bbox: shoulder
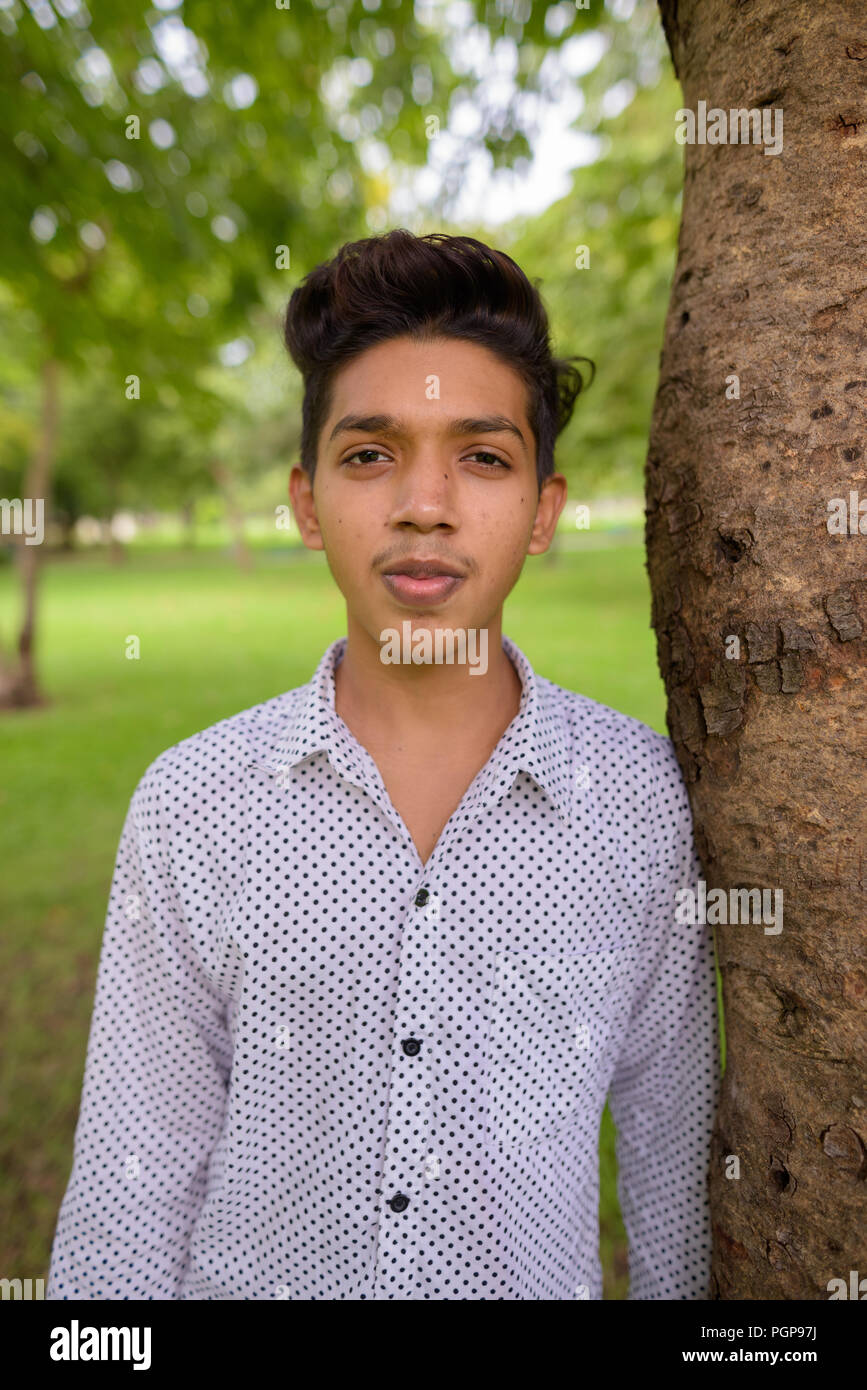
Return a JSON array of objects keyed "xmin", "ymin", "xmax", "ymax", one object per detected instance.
[
  {"xmin": 534, "ymin": 673, "xmax": 692, "ymax": 851},
  {"xmin": 537, "ymin": 674, "xmax": 681, "ymax": 782},
  {"xmin": 131, "ymin": 685, "xmax": 306, "ymax": 806},
  {"xmin": 535, "ymin": 676, "xmax": 696, "ymax": 912}
]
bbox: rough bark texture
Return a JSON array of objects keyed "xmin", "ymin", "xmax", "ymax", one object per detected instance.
[{"xmin": 651, "ymin": 0, "xmax": 867, "ymax": 1298}]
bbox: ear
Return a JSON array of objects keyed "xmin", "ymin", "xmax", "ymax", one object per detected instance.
[
  {"xmin": 527, "ymin": 473, "xmax": 568, "ymax": 555},
  {"xmin": 288, "ymin": 463, "xmax": 325, "ymax": 551}
]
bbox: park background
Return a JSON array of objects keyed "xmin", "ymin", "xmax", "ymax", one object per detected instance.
[{"xmin": 0, "ymin": 0, "xmax": 721, "ymax": 1297}]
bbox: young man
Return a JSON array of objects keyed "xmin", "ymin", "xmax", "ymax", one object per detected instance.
[{"xmin": 48, "ymin": 230, "xmax": 720, "ymax": 1301}]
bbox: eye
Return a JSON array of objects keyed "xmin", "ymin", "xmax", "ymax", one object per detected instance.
[
  {"xmin": 464, "ymin": 450, "xmax": 510, "ymax": 469},
  {"xmin": 343, "ymin": 448, "xmax": 391, "ymax": 465}
]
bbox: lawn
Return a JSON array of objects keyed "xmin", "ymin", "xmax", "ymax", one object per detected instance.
[{"xmin": 0, "ymin": 538, "xmax": 668, "ymax": 1298}]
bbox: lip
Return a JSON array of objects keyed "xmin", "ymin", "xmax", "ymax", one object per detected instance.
[
  {"xmin": 381, "ymin": 572, "xmax": 465, "ymax": 607},
  {"xmin": 381, "ymin": 558, "xmax": 466, "ymax": 579}
]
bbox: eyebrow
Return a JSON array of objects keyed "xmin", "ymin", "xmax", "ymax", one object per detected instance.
[
  {"xmin": 328, "ymin": 412, "xmax": 528, "ymax": 450},
  {"xmin": 329, "ymin": 414, "xmax": 396, "ymax": 441}
]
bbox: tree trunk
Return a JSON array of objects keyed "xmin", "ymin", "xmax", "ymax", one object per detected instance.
[
  {"xmin": 650, "ymin": 0, "xmax": 867, "ymax": 1298},
  {"xmin": 58, "ymin": 511, "xmax": 77, "ymax": 551},
  {"xmin": 209, "ymin": 458, "xmax": 252, "ymax": 571},
  {"xmin": 180, "ymin": 498, "xmax": 196, "ymax": 549},
  {"xmin": 106, "ymin": 468, "xmax": 126, "ymax": 565},
  {"xmin": 2, "ymin": 354, "xmax": 60, "ymax": 709}
]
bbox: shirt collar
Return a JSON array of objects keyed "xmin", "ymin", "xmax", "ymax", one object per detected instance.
[{"xmin": 254, "ymin": 634, "xmax": 574, "ymax": 825}]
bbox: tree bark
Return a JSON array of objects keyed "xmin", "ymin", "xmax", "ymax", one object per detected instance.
[
  {"xmin": 650, "ymin": 0, "xmax": 867, "ymax": 1298},
  {"xmin": 1, "ymin": 354, "xmax": 60, "ymax": 709}
]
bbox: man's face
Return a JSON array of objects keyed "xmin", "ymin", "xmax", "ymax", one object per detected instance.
[{"xmin": 289, "ymin": 334, "xmax": 567, "ymax": 643}]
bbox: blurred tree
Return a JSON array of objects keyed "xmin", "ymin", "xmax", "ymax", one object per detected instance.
[
  {"xmin": 0, "ymin": 0, "xmax": 600, "ymax": 705},
  {"xmin": 509, "ymin": 67, "xmax": 683, "ymax": 500},
  {"xmin": 51, "ymin": 369, "xmax": 219, "ymax": 554}
]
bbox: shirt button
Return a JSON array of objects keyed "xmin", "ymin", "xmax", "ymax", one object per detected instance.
[
  {"xmin": 401, "ymin": 1038, "xmax": 421, "ymax": 1056},
  {"xmin": 414, "ymin": 888, "xmax": 429, "ymax": 907},
  {"xmin": 388, "ymin": 1193, "xmax": 410, "ymax": 1213}
]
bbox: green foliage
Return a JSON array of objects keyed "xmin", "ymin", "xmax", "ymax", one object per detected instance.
[
  {"xmin": 1, "ymin": 0, "xmax": 591, "ymax": 367},
  {"xmin": 0, "ymin": 0, "xmax": 629, "ymax": 514},
  {"xmin": 506, "ymin": 71, "xmax": 684, "ymax": 494},
  {"xmin": 0, "ymin": 0, "xmax": 680, "ymax": 507}
]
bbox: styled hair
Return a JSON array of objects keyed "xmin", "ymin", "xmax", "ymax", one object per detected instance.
[{"xmin": 282, "ymin": 229, "xmax": 593, "ymax": 491}]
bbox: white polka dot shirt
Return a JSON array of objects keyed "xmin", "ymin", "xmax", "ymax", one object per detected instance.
[{"xmin": 47, "ymin": 634, "xmax": 720, "ymax": 1301}]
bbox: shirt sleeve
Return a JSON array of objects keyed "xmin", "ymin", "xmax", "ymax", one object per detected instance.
[
  {"xmin": 607, "ymin": 735, "xmax": 721, "ymax": 1300},
  {"xmin": 47, "ymin": 755, "xmax": 232, "ymax": 1300}
]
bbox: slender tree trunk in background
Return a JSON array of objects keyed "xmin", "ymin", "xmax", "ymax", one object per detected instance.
[
  {"xmin": 58, "ymin": 512, "xmax": 76, "ymax": 551},
  {"xmin": 0, "ymin": 632, "xmax": 15, "ymax": 707},
  {"xmin": 2, "ymin": 355, "xmax": 60, "ymax": 709},
  {"xmin": 209, "ymin": 458, "xmax": 252, "ymax": 571},
  {"xmin": 107, "ymin": 471, "xmax": 126, "ymax": 566},
  {"xmin": 180, "ymin": 498, "xmax": 196, "ymax": 550},
  {"xmin": 649, "ymin": 0, "xmax": 867, "ymax": 1298}
]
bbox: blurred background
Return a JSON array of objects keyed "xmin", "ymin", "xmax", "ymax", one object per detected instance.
[{"xmin": 0, "ymin": 0, "xmax": 687, "ymax": 1296}]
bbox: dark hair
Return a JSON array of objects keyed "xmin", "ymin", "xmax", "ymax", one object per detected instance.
[{"xmin": 282, "ymin": 229, "xmax": 594, "ymax": 492}]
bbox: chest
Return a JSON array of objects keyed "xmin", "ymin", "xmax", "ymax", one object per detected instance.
[
  {"xmin": 208, "ymin": 771, "xmax": 645, "ymax": 1152},
  {"xmin": 377, "ymin": 757, "xmax": 483, "ymax": 864}
]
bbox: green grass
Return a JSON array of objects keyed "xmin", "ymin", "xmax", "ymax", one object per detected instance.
[{"xmin": 0, "ymin": 541, "xmax": 666, "ymax": 1298}]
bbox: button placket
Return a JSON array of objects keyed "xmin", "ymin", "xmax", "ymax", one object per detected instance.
[{"xmin": 374, "ymin": 886, "xmax": 441, "ymax": 1295}]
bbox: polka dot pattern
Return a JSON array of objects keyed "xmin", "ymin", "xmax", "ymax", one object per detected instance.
[{"xmin": 47, "ymin": 635, "xmax": 720, "ymax": 1300}]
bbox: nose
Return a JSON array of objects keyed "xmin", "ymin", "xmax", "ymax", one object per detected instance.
[{"xmin": 388, "ymin": 448, "xmax": 459, "ymax": 532}]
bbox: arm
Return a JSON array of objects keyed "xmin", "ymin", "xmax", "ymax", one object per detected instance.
[
  {"xmin": 607, "ymin": 735, "xmax": 721, "ymax": 1300},
  {"xmin": 47, "ymin": 755, "xmax": 231, "ymax": 1299}
]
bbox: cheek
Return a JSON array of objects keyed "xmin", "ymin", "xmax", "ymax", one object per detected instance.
[
  {"xmin": 324, "ymin": 524, "xmax": 362, "ymax": 571},
  {"xmin": 319, "ymin": 514, "xmax": 382, "ymax": 598},
  {"xmin": 317, "ymin": 487, "xmax": 358, "ymax": 547},
  {"xmin": 475, "ymin": 530, "xmax": 531, "ymax": 595},
  {"xmin": 476, "ymin": 503, "xmax": 536, "ymax": 553}
]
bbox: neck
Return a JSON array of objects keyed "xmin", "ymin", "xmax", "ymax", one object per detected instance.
[{"xmin": 333, "ymin": 611, "xmax": 522, "ymax": 750}]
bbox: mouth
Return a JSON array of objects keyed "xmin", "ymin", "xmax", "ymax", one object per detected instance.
[{"xmin": 380, "ymin": 559, "xmax": 466, "ymax": 607}]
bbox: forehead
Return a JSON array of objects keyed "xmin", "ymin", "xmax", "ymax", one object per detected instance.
[{"xmin": 325, "ymin": 335, "xmax": 531, "ymax": 427}]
